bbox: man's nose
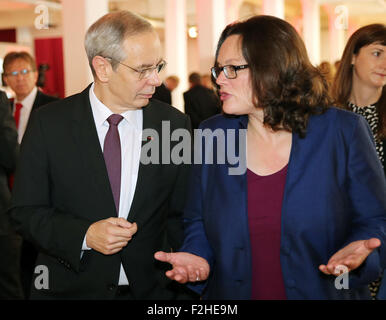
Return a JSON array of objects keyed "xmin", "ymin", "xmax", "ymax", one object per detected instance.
[{"xmin": 147, "ymin": 69, "xmax": 162, "ymax": 86}]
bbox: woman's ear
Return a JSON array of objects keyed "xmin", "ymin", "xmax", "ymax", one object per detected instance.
[
  {"xmin": 351, "ymin": 54, "xmax": 357, "ymax": 66},
  {"xmin": 92, "ymin": 56, "xmax": 111, "ymax": 83}
]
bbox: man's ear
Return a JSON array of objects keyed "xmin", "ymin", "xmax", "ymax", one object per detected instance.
[
  {"xmin": 92, "ymin": 56, "xmax": 111, "ymax": 83},
  {"xmin": 2, "ymin": 74, "xmax": 9, "ymax": 87}
]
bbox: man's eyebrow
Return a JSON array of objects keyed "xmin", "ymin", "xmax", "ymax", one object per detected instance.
[{"xmin": 137, "ymin": 59, "xmax": 163, "ymax": 69}]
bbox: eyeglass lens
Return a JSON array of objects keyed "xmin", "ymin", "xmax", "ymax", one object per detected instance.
[{"xmin": 8, "ymin": 69, "xmax": 31, "ymax": 77}]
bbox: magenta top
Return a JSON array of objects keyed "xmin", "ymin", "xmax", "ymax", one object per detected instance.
[{"xmin": 247, "ymin": 165, "xmax": 288, "ymax": 300}]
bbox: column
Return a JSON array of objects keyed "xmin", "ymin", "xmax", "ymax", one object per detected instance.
[
  {"xmin": 165, "ymin": 0, "xmax": 187, "ymax": 112},
  {"xmin": 262, "ymin": 0, "xmax": 284, "ymax": 19},
  {"xmin": 16, "ymin": 27, "xmax": 34, "ymax": 52},
  {"xmin": 62, "ymin": 0, "xmax": 108, "ymax": 97},
  {"xmin": 196, "ymin": 0, "xmax": 227, "ymax": 76},
  {"xmin": 323, "ymin": 3, "xmax": 348, "ymax": 63},
  {"xmin": 301, "ymin": 0, "xmax": 320, "ymax": 66},
  {"xmin": 225, "ymin": 0, "xmax": 243, "ymax": 25}
]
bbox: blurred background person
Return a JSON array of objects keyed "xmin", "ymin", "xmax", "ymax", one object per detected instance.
[
  {"xmin": 2, "ymin": 51, "xmax": 59, "ymax": 299},
  {"xmin": 318, "ymin": 61, "xmax": 334, "ymax": 91},
  {"xmin": 331, "ymin": 23, "xmax": 386, "ymax": 299},
  {"xmin": 152, "ymin": 75, "xmax": 179, "ymax": 105},
  {"xmin": 2, "ymin": 52, "xmax": 59, "ymax": 144},
  {"xmin": 0, "ymin": 89, "xmax": 23, "ymax": 299},
  {"xmin": 201, "ymin": 74, "xmax": 215, "ymax": 91},
  {"xmin": 155, "ymin": 15, "xmax": 386, "ymax": 300},
  {"xmin": 183, "ymin": 72, "xmax": 220, "ymax": 130}
]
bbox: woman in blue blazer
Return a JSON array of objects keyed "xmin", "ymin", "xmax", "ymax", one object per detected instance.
[{"xmin": 155, "ymin": 15, "xmax": 386, "ymax": 299}]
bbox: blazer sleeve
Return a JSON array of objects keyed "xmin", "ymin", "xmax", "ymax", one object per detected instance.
[
  {"xmin": 344, "ymin": 116, "xmax": 386, "ymax": 288},
  {"xmin": 7, "ymin": 110, "xmax": 91, "ymax": 273},
  {"xmin": 179, "ymin": 123, "xmax": 215, "ymax": 295}
]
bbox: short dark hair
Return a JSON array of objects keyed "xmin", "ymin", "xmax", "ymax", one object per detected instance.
[
  {"xmin": 215, "ymin": 15, "xmax": 331, "ymax": 138},
  {"xmin": 3, "ymin": 51, "xmax": 37, "ymax": 73},
  {"xmin": 188, "ymin": 72, "xmax": 201, "ymax": 86}
]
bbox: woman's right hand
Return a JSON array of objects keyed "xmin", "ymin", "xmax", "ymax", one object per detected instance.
[{"xmin": 154, "ymin": 251, "xmax": 210, "ymax": 284}]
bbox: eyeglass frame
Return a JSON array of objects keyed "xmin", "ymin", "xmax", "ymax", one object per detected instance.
[
  {"xmin": 211, "ymin": 64, "xmax": 249, "ymax": 80},
  {"xmin": 103, "ymin": 56, "xmax": 167, "ymax": 80},
  {"xmin": 3, "ymin": 68, "xmax": 35, "ymax": 78}
]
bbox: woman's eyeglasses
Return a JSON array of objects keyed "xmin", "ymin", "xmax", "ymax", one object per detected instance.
[{"xmin": 211, "ymin": 64, "xmax": 249, "ymax": 80}]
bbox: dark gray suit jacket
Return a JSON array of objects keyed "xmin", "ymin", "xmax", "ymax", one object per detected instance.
[
  {"xmin": 8, "ymin": 85, "xmax": 192, "ymax": 299},
  {"xmin": 0, "ymin": 90, "xmax": 18, "ymax": 235}
]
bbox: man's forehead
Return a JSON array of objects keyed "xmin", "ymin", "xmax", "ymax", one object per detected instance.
[
  {"xmin": 122, "ymin": 32, "xmax": 162, "ymax": 66},
  {"xmin": 7, "ymin": 58, "xmax": 33, "ymax": 69}
]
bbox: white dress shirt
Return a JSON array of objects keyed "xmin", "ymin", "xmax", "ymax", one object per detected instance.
[
  {"xmin": 13, "ymin": 86, "xmax": 38, "ymax": 143},
  {"xmin": 83, "ymin": 83, "xmax": 143, "ymax": 285}
]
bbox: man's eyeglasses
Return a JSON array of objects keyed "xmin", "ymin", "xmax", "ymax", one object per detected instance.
[
  {"xmin": 211, "ymin": 64, "xmax": 249, "ymax": 80},
  {"xmin": 4, "ymin": 69, "xmax": 34, "ymax": 77},
  {"xmin": 105, "ymin": 57, "xmax": 167, "ymax": 80}
]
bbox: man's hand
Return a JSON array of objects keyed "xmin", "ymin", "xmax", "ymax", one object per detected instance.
[
  {"xmin": 319, "ymin": 238, "xmax": 381, "ymax": 275},
  {"xmin": 86, "ymin": 217, "xmax": 137, "ymax": 255},
  {"xmin": 154, "ymin": 251, "xmax": 210, "ymax": 284}
]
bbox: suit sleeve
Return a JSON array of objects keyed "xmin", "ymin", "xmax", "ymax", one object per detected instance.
[
  {"xmin": 166, "ymin": 114, "xmax": 192, "ymax": 250},
  {"xmin": 7, "ymin": 110, "xmax": 91, "ymax": 273},
  {"xmin": 183, "ymin": 92, "xmax": 200, "ymax": 129},
  {"xmin": 0, "ymin": 91, "xmax": 18, "ymax": 173},
  {"xmin": 344, "ymin": 116, "xmax": 386, "ymax": 288}
]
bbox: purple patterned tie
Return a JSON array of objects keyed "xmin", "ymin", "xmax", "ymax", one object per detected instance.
[{"xmin": 103, "ymin": 114, "xmax": 124, "ymax": 214}]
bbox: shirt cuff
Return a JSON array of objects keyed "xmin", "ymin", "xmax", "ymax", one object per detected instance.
[{"xmin": 82, "ymin": 235, "xmax": 92, "ymax": 251}]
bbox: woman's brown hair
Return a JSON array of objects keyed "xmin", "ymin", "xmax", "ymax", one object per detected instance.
[
  {"xmin": 331, "ymin": 23, "xmax": 386, "ymax": 139},
  {"xmin": 214, "ymin": 15, "xmax": 331, "ymax": 138}
]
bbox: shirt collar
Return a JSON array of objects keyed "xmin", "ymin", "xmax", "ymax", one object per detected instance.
[
  {"xmin": 15, "ymin": 86, "xmax": 38, "ymax": 110},
  {"xmin": 89, "ymin": 83, "xmax": 142, "ymax": 130}
]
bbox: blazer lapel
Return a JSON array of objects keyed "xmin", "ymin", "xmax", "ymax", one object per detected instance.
[{"xmin": 70, "ymin": 85, "xmax": 116, "ymax": 217}]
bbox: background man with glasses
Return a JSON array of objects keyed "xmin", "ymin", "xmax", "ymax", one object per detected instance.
[
  {"xmin": 2, "ymin": 52, "xmax": 58, "ymax": 143},
  {"xmin": 2, "ymin": 51, "xmax": 58, "ymax": 299},
  {"xmin": 8, "ymin": 11, "xmax": 193, "ymax": 300}
]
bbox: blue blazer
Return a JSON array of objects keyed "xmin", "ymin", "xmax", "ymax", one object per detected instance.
[{"xmin": 180, "ymin": 107, "xmax": 386, "ymax": 300}]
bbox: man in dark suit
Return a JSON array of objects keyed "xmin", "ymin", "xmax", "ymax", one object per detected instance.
[
  {"xmin": 2, "ymin": 51, "xmax": 58, "ymax": 144},
  {"xmin": 152, "ymin": 75, "xmax": 179, "ymax": 105},
  {"xmin": 0, "ymin": 90, "xmax": 23, "ymax": 299},
  {"xmin": 183, "ymin": 72, "xmax": 220, "ymax": 129},
  {"xmin": 2, "ymin": 51, "xmax": 59, "ymax": 298},
  {"xmin": 8, "ymin": 10, "xmax": 192, "ymax": 300}
]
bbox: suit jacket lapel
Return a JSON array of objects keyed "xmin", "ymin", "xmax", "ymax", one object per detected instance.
[
  {"xmin": 70, "ymin": 85, "xmax": 116, "ymax": 217},
  {"xmin": 128, "ymin": 102, "xmax": 162, "ymax": 222},
  {"xmin": 32, "ymin": 90, "xmax": 41, "ymax": 110},
  {"xmin": 9, "ymin": 98, "xmax": 14, "ymax": 112}
]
